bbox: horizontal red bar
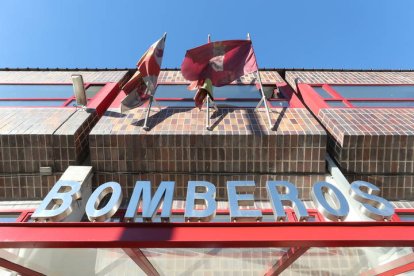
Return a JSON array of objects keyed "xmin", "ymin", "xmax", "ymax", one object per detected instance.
[
  {"xmin": 0, "ymin": 222, "xmax": 413, "ymax": 248},
  {"xmin": 340, "ymin": 98, "xmax": 414, "ymax": 101},
  {"xmin": 155, "ymin": 98, "xmax": 266, "ymax": 101}
]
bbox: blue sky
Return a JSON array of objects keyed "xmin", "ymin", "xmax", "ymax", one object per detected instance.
[{"xmin": 1, "ymin": 0, "xmax": 413, "ymax": 69}]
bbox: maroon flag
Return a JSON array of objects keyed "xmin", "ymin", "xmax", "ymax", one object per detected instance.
[
  {"xmin": 188, "ymin": 78, "xmax": 214, "ymax": 109},
  {"xmin": 181, "ymin": 40, "xmax": 258, "ymax": 87},
  {"xmin": 121, "ymin": 34, "xmax": 166, "ymax": 113}
]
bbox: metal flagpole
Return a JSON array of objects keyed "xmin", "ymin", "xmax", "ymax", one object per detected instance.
[
  {"xmin": 142, "ymin": 94, "xmax": 153, "ymax": 131},
  {"xmin": 205, "ymin": 34, "xmax": 212, "ymax": 130},
  {"xmin": 142, "ymin": 33, "xmax": 167, "ymax": 131},
  {"xmin": 247, "ymin": 33, "xmax": 273, "ymax": 130},
  {"xmin": 206, "ymin": 93, "xmax": 211, "ymax": 130}
]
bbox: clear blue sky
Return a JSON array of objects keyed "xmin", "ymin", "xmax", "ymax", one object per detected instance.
[{"xmin": 1, "ymin": 0, "xmax": 413, "ymax": 69}]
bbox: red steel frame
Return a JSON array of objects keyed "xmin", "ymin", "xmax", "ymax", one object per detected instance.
[
  {"xmin": 9, "ymin": 208, "xmax": 413, "ymax": 223},
  {"xmin": 264, "ymin": 246, "xmax": 310, "ymax": 276},
  {"xmin": 0, "ymin": 222, "xmax": 413, "ymax": 276},
  {"xmin": 1, "ymin": 209, "xmax": 414, "ymax": 275},
  {"xmin": 0, "ymin": 257, "xmax": 45, "ymax": 276},
  {"xmin": 0, "ymin": 82, "xmax": 120, "ymax": 116},
  {"xmin": 360, "ymin": 252, "xmax": 414, "ymax": 276},
  {"xmin": 110, "ymin": 82, "xmax": 305, "ymax": 109},
  {"xmin": 297, "ymin": 83, "xmax": 414, "ymax": 114},
  {"xmin": 0, "ymin": 221, "xmax": 413, "ymax": 248}
]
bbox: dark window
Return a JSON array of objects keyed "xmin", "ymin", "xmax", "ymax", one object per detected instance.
[
  {"xmin": 0, "ymin": 84, "xmax": 73, "ymax": 98},
  {"xmin": 311, "ymin": 85, "xmax": 414, "ymax": 108},
  {"xmin": 331, "ymin": 85, "xmax": 414, "ymax": 99},
  {"xmin": 155, "ymin": 84, "xmax": 284, "ymax": 108},
  {"xmin": 0, "ymin": 84, "xmax": 105, "ymax": 107},
  {"xmin": 313, "ymin": 87, "xmax": 333, "ymax": 98},
  {"xmin": 326, "ymin": 101, "xmax": 347, "ymax": 107},
  {"xmin": 396, "ymin": 212, "xmax": 414, "ymax": 221},
  {"xmin": 0, "ymin": 213, "xmax": 20, "ymax": 222},
  {"xmin": 0, "ymin": 100, "xmax": 67, "ymax": 107},
  {"xmin": 85, "ymin": 85, "xmax": 105, "ymax": 98},
  {"xmin": 350, "ymin": 101, "xmax": 414, "ymax": 107}
]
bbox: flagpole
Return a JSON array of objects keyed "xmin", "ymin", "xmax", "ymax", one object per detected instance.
[
  {"xmin": 206, "ymin": 34, "xmax": 212, "ymax": 131},
  {"xmin": 247, "ymin": 33, "xmax": 273, "ymax": 130},
  {"xmin": 142, "ymin": 32, "xmax": 167, "ymax": 131},
  {"xmin": 142, "ymin": 95, "xmax": 153, "ymax": 131}
]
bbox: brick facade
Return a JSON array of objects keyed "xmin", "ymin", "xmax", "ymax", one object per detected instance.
[
  {"xmin": 89, "ymin": 70, "xmax": 326, "ymax": 201},
  {"xmin": 286, "ymin": 70, "xmax": 414, "ymax": 201},
  {"xmin": 0, "ymin": 108, "xmax": 97, "ymax": 174},
  {"xmin": 0, "ymin": 70, "xmax": 128, "ymax": 199},
  {"xmin": 90, "ymin": 107, "xmax": 326, "ymax": 175},
  {"xmin": 320, "ymin": 108, "xmax": 414, "ymax": 174},
  {"xmin": 0, "ymin": 174, "xmax": 62, "ymax": 200}
]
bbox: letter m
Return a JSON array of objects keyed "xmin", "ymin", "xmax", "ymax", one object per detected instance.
[{"xmin": 124, "ymin": 181, "xmax": 175, "ymax": 222}]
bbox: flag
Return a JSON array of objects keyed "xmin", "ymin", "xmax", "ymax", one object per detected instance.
[
  {"xmin": 188, "ymin": 79, "xmax": 214, "ymax": 109},
  {"xmin": 181, "ymin": 40, "xmax": 258, "ymax": 87},
  {"xmin": 121, "ymin": 34, "xmax": 166, "ymax": 112}
]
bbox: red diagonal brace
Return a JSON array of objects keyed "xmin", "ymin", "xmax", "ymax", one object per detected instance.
[
  {"xmin": 264, "ymin": 247, "xmax": 309, "ymax": 276},
  {"xmin": 361, "ymin": 252, "xmax": 414, "ymax": 276},
  {"xmin": 123, "ymin": 248, "xmax": 160, "ymax": 276},
  {"xmin": 0, "ymin": 257, "xmax": 45, "ymax": 276}
]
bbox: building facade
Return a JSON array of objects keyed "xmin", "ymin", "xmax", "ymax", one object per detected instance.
[{"xmin": 0, "ymin": 68, "xmax": 412, "ymax": 275}]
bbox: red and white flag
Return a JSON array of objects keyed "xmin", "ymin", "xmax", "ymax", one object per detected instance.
[
  {"xmin": 121, "ymin": 34, "xmax": 166, "ymax": 112},
  {"xmin": 181, "ymin": 40, "xmax": 258, "ymax": 87}
]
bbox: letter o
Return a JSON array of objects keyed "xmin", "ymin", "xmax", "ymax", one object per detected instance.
[
  {"xmin": 311, "ymin": 181, "xmax": 349, "ymax": 221},
  {"xmin": 86, "ymin": 182, "xmax": 123, "ymax": 222}
]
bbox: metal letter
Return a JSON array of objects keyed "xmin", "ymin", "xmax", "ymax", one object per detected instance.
[
  {"xmin": 31, "ymin": 180, "xmax": 81, "ymax": 222},
  {"xmin": 185, "ymin": 181, "xmax": 217, "ymax": 222},
  {"xmin": 266, "ymin": 181, "xmax": 309, "ymax": 221},
  {"xmin": 124, "ymin": 181, "xmax": 174, "ymax": 222},
  {"xmin": 86, "ymin": 182, "xmax": 122, "ymax": 222},
  {"xmin": 350, "ymin": 181, "xmax": 394, "ymax": 221},
  {"xmin": 311, "ymin": 181, "xmax": 349, "ymax": 221},
  {"xmin": 227, "ymin": 181, "xmax": 262, "ymax": 222}
]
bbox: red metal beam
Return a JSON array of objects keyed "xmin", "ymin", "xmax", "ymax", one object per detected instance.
[
  {"xmin": 265, "ymin": 246, "xmax": 309, "ymax": 276},
  {"xmin": 360, "ymin": 252, "xmax": 414, "ymax": 276},
  {"xmin": 0, "ymin": 257, "xmax": 45, "ymax": 276},
  {"xmin": 296, "ymin": 83, "xmax": 330, "ymax": 114},
  {"xmin": 87, "ymin": 82, "xmax": 120, "ymax": 116},
  {"xmin": 378, "ymin": 262, "xmax": 414, "ymax": 276},
  {"xmin": 0, "ymin": 222, "xmax": 413, "ymax": 248},
  {"xmin": 123, "ymin": 248, "xmax": 160, "ymax": 276}
]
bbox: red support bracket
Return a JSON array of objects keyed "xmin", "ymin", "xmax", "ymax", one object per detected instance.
[
  {"xmin": 123, "ymin": 248, "xmax": 160, "ymax": 276},
  {"xmin": 0, "ymin": 221, "xmax": 413, "ymax": 248},
  {"xmin": 0, "ymin": 257, "xmax": 45, "ymax": 276},
  {"xmin": 264, "ymin": 247, "xmax": 309, "ymax": 276},
  {"xmin": 360, "ymin": 252, "xmax": 414, "ymax": 276}
]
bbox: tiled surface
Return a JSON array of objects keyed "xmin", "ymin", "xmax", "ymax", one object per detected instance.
[
  {"xmin": 319, "ymin": 108, "xmax": 414, "ymax": 174},
  {"xmin": 90, "ymin": 108, "xmax": 326, "ymax": 174},
  {"xmin": 54, "ymin": 110, "xmax": 99, "ymax": 171},
  {"xmin": 158, "ymin": 70, "xmax": 285, "ymax": 84},
  {"xmin": 285, "ymin": 71, "xmax": 414, "ymax": 90},
  {"xmin": 283, "ymin": 70, "xmax": 414, "ymax": 201},
  {"xmin": 94, "ymin": 173, "xmax": 326, "ymax": 201},
  {"xmin": 0, "ymin": 108, "xmax": 97, "ymax": 173},
  {"xmin": 0, "ymin": 70, "xmax": 128, "ymax": 83},
  {"xmin": 346, "ymin": 175, "xmax": 414, "ymax": 201},
  {"xmin": 0, "ymin": 174, "xmax": 61, "ymax": 200}
]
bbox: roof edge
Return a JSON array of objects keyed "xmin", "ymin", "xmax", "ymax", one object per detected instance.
[{"xmin": 0, "ymin": 68, "xmax": 414, "ymax": 72}]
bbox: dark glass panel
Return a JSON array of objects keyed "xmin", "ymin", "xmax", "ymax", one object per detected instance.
[{"xmin": 0, "ymin": 84, "xmax": 73, "ymax": 98}]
